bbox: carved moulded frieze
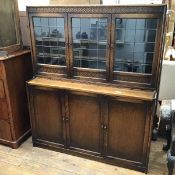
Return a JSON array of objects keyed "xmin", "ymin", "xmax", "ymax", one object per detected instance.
[
  {"xmin": 27, "ymin": 6, "xmax": 164, "ymax": 14},
  {"xmin": 37, "ymin": 65, "xmax": 67, "ymax": 75}
]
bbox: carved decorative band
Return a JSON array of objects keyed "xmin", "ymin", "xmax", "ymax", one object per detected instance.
[
  {"xmin": 28, "ymin": 6, "xmax": 164, "ymax": 14},
  {"xmin": 114, "ymin": 73, "xmax": 151, "ymax": 84},
  {"xmin": 37, "ymin": 65, "xmax": 67, "ymax": 75},
  {"xmin": 73, "ymin": 69, "xmax": 106, "ymax": 79}
]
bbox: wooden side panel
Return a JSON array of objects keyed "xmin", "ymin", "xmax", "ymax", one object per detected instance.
[
  {"xmin": 107, "ymin": 99, "xmax": 147, "ymax": 162},
  {"xmin": 0, "ymin": 120, "xmax": 12, "ymax": 140},
  {"xmin": 32, "ymin": 88, "xmax": 64, "ymax": 145},
  {"xmin": 0, "ymin": 100, "xmax": 9, "ymax": 120},
  {"xmin": 0, "ymin": 62, "xmax": 4, "ymax": 79},
  {"xmin": 68, "ymin": 93, "xmax": 101, "ymax": 154},
  {"xmin": 4, "ymin": 51, "xmax": 32, "ymax": 140},
  {"xmin": 0, "ymin": 80, "xmax": 5, "ymax": 98},
  {"xmin": 0, "ymin": 79, "xmax": 9, "ymax": 120}
]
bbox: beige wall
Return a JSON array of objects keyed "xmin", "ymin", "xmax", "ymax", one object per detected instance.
[{"xmin": 49, "ymin": 0, "xmax": 100, "ymax": 5}]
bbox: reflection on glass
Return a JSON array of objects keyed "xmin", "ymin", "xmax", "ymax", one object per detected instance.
[
  {"xmin": 72, "ymin": 17, "xmax": 108, "ymax": 70},
  {"xmin": 115, "ymin": 18, "xmax": 158, "ymax": 74},
  {"xmin": 33, "ymin": 17, "xmax": 66, "ymax": 66}
]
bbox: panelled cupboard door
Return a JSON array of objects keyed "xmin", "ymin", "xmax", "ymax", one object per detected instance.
[
  {"xmin": 30, "ymin": 87, "xmax": 65, "ymax": 145},
  {"xmin": 107, "ymin": 99, "xmax": 148, "ymax": 163},
  {"xmin": 67, "ymin": 92, "xmax": 102, "ymax": 155},
  {"xmin": 68, "ymin": 14, "xmax": 111, "ymax": 82}
]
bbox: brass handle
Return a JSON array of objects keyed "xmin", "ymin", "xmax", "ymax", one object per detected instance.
[
  {"xmin": 101, "ymin": 124, "xmax": 107, "ymax": 131},
  {"xmin": 62, "ymin": 117, "xmax": 69, "ymax": 122},
  {"xmin": 103, "ymin": 125, "xmax": 107, "ymax": 130}
]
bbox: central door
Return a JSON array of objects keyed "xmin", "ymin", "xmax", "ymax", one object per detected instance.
[{"xmin": 67, "ymin": 92, "xmax": 102, "ymax": 155}]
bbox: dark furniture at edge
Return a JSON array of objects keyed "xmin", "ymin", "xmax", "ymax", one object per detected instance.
[{"xmin": 0, "ymin": 49, "xmax": 32, "ymax": 148}]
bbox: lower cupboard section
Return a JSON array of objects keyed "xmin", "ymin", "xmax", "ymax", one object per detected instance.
[{"xmin": 27, "ymin": 86, "xmax": 153, "ymax": 173}]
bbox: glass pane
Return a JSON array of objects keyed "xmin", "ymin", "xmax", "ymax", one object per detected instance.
[
  {"xmin": 147, "ymin": 30, "xmax": 156, "ymax": 42},
  {"xmin": 72, "ymin": 18, "xmax": 80, "ymax": 27},
  {"xmin": 98, "ymin": 29, "xmax": 107, "ymax": 41},
  {"xmin": 116, "ymin": 29, "xmax": 125, "ymax": 42},
  {"xmin": 34, "ymin": 27, "xmax": 42, "ymax": 37},
  {"xmin": 90, "ymin": 28, "xmax": 97, "ymax": 40},
  {"xmin": 126, "ymin": 19, "xmax": 136, "ymax": 29},
  {"xmin": 144, "ymin": 52, "xmax": 154, "ymax": 64},
  {"xmin": 49, "ymin": 18, "xmax": 57, "ymax": 26},
  {"xmin": 42, "ymin": 27, "xmax": 49, "ymax": 37},
  {"xmin": 145, "ymin": 43, "xmax": 155, "ymax": 52},
  {"xmin": 116, "ymin": 19, "xmax": 126, "ymax": 28},
  {"xmin": 33, "ymin": 17, "xmax": 40, "ymax": 26},
  {"xmin": 134, "ymin": 52, "xmax": 144, "ymax": 63},
  {"xmin": 147, "ymin": 19, "xmax": 157, "ymax": 29},
  {"xmin": 41, "ymin": 18, "xmax": 48, "ymax": 26},
  {"xmin": 135, "ymin": 30, "xmax": 145, "ymax": 42},
  {"xmin": 37, "ymin": 56, "xmax": 44, "ymax": 64},
  {"xmin": 125, "ymin": 29, "xmax": 135, "ymax": 42},
  {"xmin": 57, "ymin": 18, "xmax": 64, "ymax": 27},
  {"xmin": 136, "ymin": 19, "xmax": 146, "ymax": 29},
  {"xmin": 33, "ymin": 17, "xmax": 66, "ymax": 66},
  {"xmin": 143, "ymin": 64, "xmax": 152, "ymax": 73},
  {"xmin": 114, "ymin": 18, "xmax": 158, "ymax": 75},
  {"xmin": 72, "ymin": 17, "xmax": 108, "ymax": 70}
]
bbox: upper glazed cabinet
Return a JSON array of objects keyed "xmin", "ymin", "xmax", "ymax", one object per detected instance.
[{"xmin": 27, "ymin": 5, "xmax": 166, "ymax": 89}]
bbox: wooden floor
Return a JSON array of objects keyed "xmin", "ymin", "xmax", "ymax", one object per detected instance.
[{"xmin": 0, "ymin": 137, "xmax": 169, "ymax": 175}]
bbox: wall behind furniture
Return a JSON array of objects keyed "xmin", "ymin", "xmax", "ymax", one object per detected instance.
[
  {"xmin": 50, "ymin": 0, "xmax": 100, "ymax": 5},
  {"xmin": 159, "ymin": 61, "xmax": 175, "ymax": 100}
]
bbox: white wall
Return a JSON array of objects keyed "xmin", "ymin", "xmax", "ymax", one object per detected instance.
[
  {"xmin": 103, "ymin": 0, "xmax": 163, "ymax": 5},
  {"xmin": 159, "ymin": 61, "xmax": 175, "ymax": 100},
  {"xmin": 18, "ymin": 0, "xmax": 50, "ymax": 11}
]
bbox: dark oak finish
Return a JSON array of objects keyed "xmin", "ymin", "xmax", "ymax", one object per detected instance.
[
  {"xmin": 27, "ymin": 5, "xmax": 166, "ymax": 89},
  {"xmin": 68, "ymin": 92, "xmax": 102, "ymax": 154},
  {"xmin": 27, "ymin": 78, "xmax": 154, "ymax": 172},
  {"xmin": 0, "ymin": 50, "xmax": 32, "ymax": 148},
  {"xmin": 31, "ymin": 87, "xmax": 65, "ymax": 145},
  {"xmin": 26, "ymin": 5, "xmax": 166, "ymax": 173}
]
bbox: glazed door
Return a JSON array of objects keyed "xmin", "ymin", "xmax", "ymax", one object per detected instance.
[
  {"xmin": 68, "ymin": 14, "xmax": 111, "ymax": 82},
  {"xmin": 29, "ymin": 13, "xmax": 69, "ymax": 77},
  {"xmin": 106, "ymin": 98, "xmax": 151, "ymax": 165},
  {"xmin": 110, "ymin": 14, "xmax": 162, "ymax": 88},
  {"xmin": 66, "ymin": 92, "xmax": 103, "ymax": 156},
  {"xmin": 29, "ymin": 87, "xmax": 66, "ymax": 146}
]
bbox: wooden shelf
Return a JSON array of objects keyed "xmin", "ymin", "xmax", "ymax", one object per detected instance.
[{"xmin": 28, "ymin": 77, "xmax": 156, "ymax": 101}]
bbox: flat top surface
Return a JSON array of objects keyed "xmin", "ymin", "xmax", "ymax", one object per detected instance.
[
  {"xmin": 28, "ymin": 77, "xmax": 156, "ymax": 101},
  {"xmin": 0, "ymin": 49, "xmax": 30, "ymax": 61}
]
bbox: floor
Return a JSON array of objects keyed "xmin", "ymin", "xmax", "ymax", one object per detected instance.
[{"xmin": 0, "ymin": 137, "xmax": 169, "ymax": 175}]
